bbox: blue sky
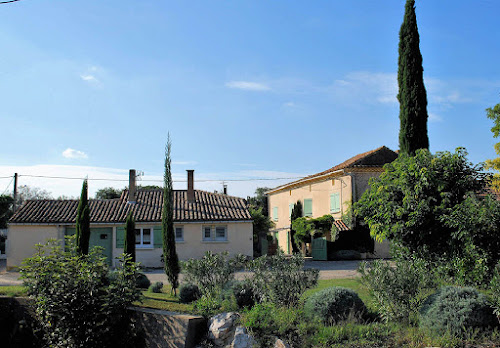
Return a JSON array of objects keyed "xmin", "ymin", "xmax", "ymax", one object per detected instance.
[{"xmin": 0, "ymin": 0, "xmax": 499, "ymax": 198}]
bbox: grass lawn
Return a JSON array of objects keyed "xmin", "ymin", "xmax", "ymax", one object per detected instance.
[
  {"xmin": 0, "ymin": 285, "xmax": 27, "ymax": 297},
  {"xmin": 133, "ymin": 284, "xmax": 194, "ymax": 314}
]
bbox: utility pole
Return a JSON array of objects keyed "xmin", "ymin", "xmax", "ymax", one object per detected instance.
[{"xmin": 13, "ymin": 173, "xmax": 18, "ymax": 212}]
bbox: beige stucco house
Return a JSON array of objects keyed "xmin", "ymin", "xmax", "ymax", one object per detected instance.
[
  {"xmin": 7, "ymin": 170, "xmax": 253, "ymax": 269},
  {"xmin": 267, "ymin": 146, "xmax": 398, "ymax": 258}
]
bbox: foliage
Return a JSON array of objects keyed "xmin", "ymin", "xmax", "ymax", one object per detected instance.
[
  {"xmin": 15, "ymin": 185, "xmax": 52, "ymax": 206},
  {"xmin": 249, "ymin": 205, "xmax": 274, "ymax": 256},
  {"xmin": 75, "ymin": 180, "xmax": 90, "ymax": 255},
  {"xmin": 397, "ymin": 0, "xmax": 429, "ymax": 155},
  {"xmin": 419, "ymin": 286, "xmax": 497, "ymax": 337},
  {"xmin": 135, "ymin": 273, "xmax": 151, "ymax": 289},
  {"xmin": 179, "ymin": 283, "xmax": 202, "ymax": 303},
  {"xmin": 490, "ymin": 262, "xmax": 500, "ymax": 322},
  {"xmin": 247, "ymin": 251, "xmax": 319, "ymax": 307},
  {"xmin": 304, "ymin": 286, "xmax": 367, "ymax": 325},
  {"xmin": 232, "ymin": 280, "xmax": 256, "ymax": 309},
  {"xmin": 181, "ymin": 251, "xmax": 246, "ymax": 296},
  {"xmin": 485, "ymin": 103, "xmax": 500, "ymax": 190},
  {"xmin": 358, "ymin": 257, "xmax": 435, "ymax": 323},
  {"xmin": 354, "ymin": 148, "xmax": 485, "ymax": 258},
  {"xmin": 247, "ymin": 187, "xmax": 271, "ymax": 216},
  {"xmin": 124, "ymin": 211, "xmax": 136, "ymax": 263},
  {"xmin": 95, "ymin": 187, "xmax": 122, "ymax": 199},
  {"xmin": 162, "ymin": 134, "xmax": 180, "ymax": 295},
  {"xmin": 292, "ymin": 215, "xmax": 337, "ymax": 248},
  {"xmin": 20, "ymin": 237, "xmax": 142, "ymax": 348},
  {"xmin": 0, "ymin": 194, "xmax": 13, "ymax": 229},
  {"xmin": 148, "ymin": 281, "xmax": 163, "ymax": 293},
  {"xmin": 291, "ymin": 217, "xmax": 314, "ymax": 247},
  {"xmin": 290, "ymin": 200, "xmax": 303, "ymax": 252}
]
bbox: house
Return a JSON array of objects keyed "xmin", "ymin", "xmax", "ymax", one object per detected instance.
[
  {"xmin": 266, "ymin": 146, "xmax": 398, "ymax": 258},
  {"xmin": 7, "ymin": 170, "xmax": 253, "ymax": 269}
]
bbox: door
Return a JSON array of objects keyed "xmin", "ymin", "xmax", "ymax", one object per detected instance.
[
  {"xmin": 312, "ymin": 237, "xmax": 328, "ymax": 261},
  {"xmin": 65, "ymin": 227, "xmax": 113, "ymax": 265}
]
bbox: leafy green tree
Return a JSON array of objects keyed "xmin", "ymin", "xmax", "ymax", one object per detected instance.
[
  {"xmin": 162, "ymin": 135, "xmax": 180, "ymax": 295},
  {"xmin": 247, "ymin": 187, "xmax": 271, "ymax": 216},
  {"xmin": 398, "ymin": 0, "xmax": 429, "ymax": 156},
  {"xmin": 354, "ymin": 149, "xmax": 484, "ymax": 258},
  {"xmin": 16, "ymin": 185, "xmax": 52, "ymax": 206},
  {"xmin": 485, "ymin": 103, "xmax": 500, "ymax": 190},
  {"xmin": 0, "ymin": 195, "xmax": 13, "ymax": 229},
  {"xmin": 75, "ymin": 180, "xmax": 91, "ymax": 255},
  {"xmin": 95, "ymin": 187, "xmax": 122, "ymax": 199},
  {"xmin": 124, "ymin": 212, "xmax": 136, "ymax": 263}
]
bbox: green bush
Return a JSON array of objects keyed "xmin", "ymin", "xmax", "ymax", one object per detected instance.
[
  {"xmin": 420, "ymin": 286, "xmax": 497, "ymax": 337},
  {"xmin": 304, "ymin": 286, "xmax": 367, "ymax": 324},
  {"xmin": 20, "ymin": 238, "xmax": 142, "ymax": 348},
  {"xmin": 179, "ymin": 283, "xmax": 202, "ymax": 303},
  {"xmin": 232, "ymin": 281, "xmax": 256, "ymax": 309},
  {"xmin": 148, "ymin": 281, "xmax": 163, "ymax": 293},
  {"xmin": 358, "ymin": 257, "xmax": 435, "ymax": 323},
  {"xmin": 136, "ymin": 272, "xmax": 151, "ymax": 289},
  {"xmin": 247, "ymin": 252, "xmax": 319, "ymax": 307},
  {"xmin": 490, "ymin": 262, "xmax": 500, "ymax": 321},
  {"xmin": 181, "ymin": 251, "xmax": 246, "ymax": 296}
]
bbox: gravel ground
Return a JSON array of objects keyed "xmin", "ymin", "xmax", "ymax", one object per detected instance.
[{"xmin": 0, "ymin": 258, "xmax": 368, "ymax": 287}]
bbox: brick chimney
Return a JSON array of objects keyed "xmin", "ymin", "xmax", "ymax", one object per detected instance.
[
  {"xmin": 187, "ymin": 170, "xmax": 194, "ymax": 203},
  {"xmin": 128, "ymin": 169, "xmax": 136, "ymax": 203}
]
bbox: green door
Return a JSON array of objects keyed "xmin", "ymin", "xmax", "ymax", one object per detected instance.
[
  {"xmin": 66, "ymin": 227, "xmax": 113, "ymax": 265},
  {"xmin": 312, "ymin": 237, "xmax": 327, "ymax": 261}
]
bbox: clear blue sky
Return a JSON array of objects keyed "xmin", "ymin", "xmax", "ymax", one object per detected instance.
[{"xmin": 1, "ymin": 0, "xmax": 499, "ymax": 198}]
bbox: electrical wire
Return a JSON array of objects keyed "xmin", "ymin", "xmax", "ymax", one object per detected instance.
[
  {"xmin": 0, "ymin": 0, "xmax": 23, "ymax": 4},
  {"xmin": 1, "ymin": 177, "xmax": 13, "ymax": 195},
  {"xmin": 0, "ymin": 176, "xmax": 13, "ymax": 179}
]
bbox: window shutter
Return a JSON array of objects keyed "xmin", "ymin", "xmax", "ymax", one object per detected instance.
[
  {"xmin": 116, "ymin": 227, "xmax": 125, "ymax": 248},
  {"xmin": 273, "ymin": 207, "xmax": 278, "ymax": 221},
  {"xmin": 153, "ymin": 226, "xmax": 163, "ymax": 248},
  {"xmin": 330, "ymin": 193, "xmax": 340, "ymax": 213},
  {"xmin": 304, "ymin": 199, "xmax": 313, "ymax": 217},
  {"xmin": 289, "ymin": 203, "xmax": 293, "ymax": 218}
]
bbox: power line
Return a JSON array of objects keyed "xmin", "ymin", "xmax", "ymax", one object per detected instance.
[
  {"xmin": 1, "ymin": 177, "xmax": 13, "ymax": 195},
  {"xmin": 0, "ymin": 176, "xmax": 13, "ymax": 179},
  {"xmin": 18, "ymin": 174, "xmax": 305, "ymax": 183},
  {"xmin": 0, "ymin": 0, "xmax": 23, "ymax": 4}
]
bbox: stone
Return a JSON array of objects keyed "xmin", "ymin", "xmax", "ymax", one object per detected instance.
[
  {"xmin": 208, "ymin": 312, "xmax": 240, "ymax": 347},
  {"xmin": 231, "ymin": 326, "xmax": 256, "ymax": 348},
  {"xmin": 274, "ymin": 337, "xmax": 290, "ymax": 348}
]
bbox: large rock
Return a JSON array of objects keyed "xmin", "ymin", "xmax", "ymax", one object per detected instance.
[
  {"xmin": 208, "ymin": 312, "xmax": 240, "ymax": 347},
  {"xmin": 231, "ymin": 326, "xmax": 256, "ymax": 348},
  {"xmin": 274, "ymin": 337, "xmax": 290, "ymax": 348}
]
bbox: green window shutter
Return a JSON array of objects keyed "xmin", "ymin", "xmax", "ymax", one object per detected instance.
[
  {"xmin": 65, "ymin": 227, "xmax": 76, "ymax": 236},
  {"xmin": 289, "ymin": 203, "xmax": 294, "ymax": 218},
  {"xmin": 304, "ymin": 199, "xmax": 312, "ymax": 217},
  {"xmin": 153, "ymin": 226, "xmax": 163, "ymax": 248},
  {"xmin": 273, "ymin": 207, "xmax": 278, "ymax": 221},
  {"xmin": 330, "ymin": 193, "xmax": 340, "ymax": 213},
  {"xmin": 116, "ymin": 227, "xmax": 125, "ymax": 248}
]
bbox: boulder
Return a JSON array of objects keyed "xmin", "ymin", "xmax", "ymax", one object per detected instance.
[
  {"xmin": 208, "ymin": 312, "xmax": 240, "ymax": 347},
  {"xmin": 274, "ymin": 337, "xmax": 290, "ymax": 348},
  {"xmin": 231, "ymin": 326, "xmax": 256, "ymax": 348}
]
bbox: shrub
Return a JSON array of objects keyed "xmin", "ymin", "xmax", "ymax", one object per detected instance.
[
  {"xmin": 491, "ymin": 262, "xmax": 500, "ymax": 322},
  {"xmin": 420, "ymin": 286, "xmax": 497, "ymax": 337},
  {"xmin": 179, "ymin": 283, "xmax": 202, "ymax": 303},
  {"xmin": 20, "ymin": 238, "xmax": 142, "ymax": 348},
  {"xmin": 358, "ymin": 257, "xmax": 435, "ymax": 323},
  {"xmin": 304, "ymin": 287, "xmax": 367, "ymax": 324},
  {"xmin": 136, "ymin": 272, "xmax": 151, "ymax": 289},
  {"xmin": 232, "ymin": 281, "xmax": 256, "ymax": 309},
  {"xmin": 181, "ymin": 251, "xmax": 246, "ymax": 296},
  {"xmin": 148, "ymin": 281, "xmax": 163, "ymax": 293},
  {"xmin": 247, "ymin": 251, "xmax": 319, "ymax": 307}
]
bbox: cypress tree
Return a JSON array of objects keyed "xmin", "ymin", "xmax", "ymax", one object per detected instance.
[
  {"xmin": 398, "ymin": 0, "xmax": 429, "ymax": 156},
  {"xmin": 75, "ymin": 180, "xmax": 91, "ymax": 255},
  {"xmin": 124, "ymin": 211, "xmax": 136, "ymax": 263},
  {"xmin": 290, "ymin": 200, "xmax": 303, "ymax": 253},
  {"xmin": 162, "ymin": 134, "xmax": 180, "ymax": 295}
]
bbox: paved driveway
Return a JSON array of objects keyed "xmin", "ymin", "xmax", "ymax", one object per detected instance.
[{"xmin": 0, "ymin": 259, "xmax": 367, "ymax": 286}]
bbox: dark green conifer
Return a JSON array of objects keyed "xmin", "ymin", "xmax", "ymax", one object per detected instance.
[
  {"xmin": 75, "ymin": 180, "xmax": 90, "ymax": 255},
  {"xmin": 124, "ymin": 212, "xmax": 136, "ymax": 263},
  {"xmin": 162, "ymin": 134, "xmax": 180, "ymax": 295},
  {"xmin": 398, "ymin": 0, "xmax": 429, "ymax": 155}
]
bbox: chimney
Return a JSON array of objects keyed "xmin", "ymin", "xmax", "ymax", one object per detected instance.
[
  {"xmin": 129, "ymin": 169, "xmax": 136, "ymax": 203},
  {"xmin": 187, "ymin": 170, "xmax": 194, "ymax": 203},
  {"xmin": 223, "ymin": 184, "xmax": 228, "ymax": 195}
]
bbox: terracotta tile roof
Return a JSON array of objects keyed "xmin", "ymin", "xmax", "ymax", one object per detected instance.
[
  {"xmin": 9, "ymin": 189, "xmax": 252, "ymax": 224},
  {"xmin": 268, "ymin": 146, "xmax": 398, "ymax": 194}
]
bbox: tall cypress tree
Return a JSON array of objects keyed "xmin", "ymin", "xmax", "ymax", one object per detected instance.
[
  {"xmin": 162, "ymin": 134, "xmax": 180, "ymax": 295},
  {"xmin": 124, "ymin": 211, "xmax": 136, "ymax": 263},
  {"xmin": 75, "ymin": 180, "xmax": 90, "ymax": 255},
  {"xmin": 398, "ymin": 0, "xmax": 429, "ymax": 156},
  {"xmin": 290, "ymin": 200, "xmax": 303, "ymax": 253}
]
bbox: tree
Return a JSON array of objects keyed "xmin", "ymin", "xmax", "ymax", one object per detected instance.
[
  {"xmin": 0, "ymin": 195, "xmax": 14, "ymax": 229},
  {"xmin": 249, "ymin": 206, "xmax": 274, "ymax": 256},
  {"xmin": 162, "ymin": 135, "xmax": 180, "ymax": 295},
  {"xmin": 16, "ymin": 185, "xmax": 52, "ymax": 206},
  {"xmin": 75, "ymin": 180, "xmax": 91, "ymax": 255},
  {"xmin": 95, "ymin": 187, "xmax": 122, "ymax": 200},
  {"xmin": 354, "ymin": 148, "xmax": 485, "ymax": 258},
  {"xmin": 124, "ymin": 212, "xmax": 136, "ymax": 263},
  {"xmin": 485, "ymin": 103, "xmax": 500, "ymax": 190},
  {"xmin": 247, "ymin": 187, "xmax": 271, "ymax": 216},
  {"xmin": 397, "ymin": 0, "xmax": 429, "ymax": 156},
  {"xmin": 290, "ymin": 200, "xmax": 303, "ymax": 252}
]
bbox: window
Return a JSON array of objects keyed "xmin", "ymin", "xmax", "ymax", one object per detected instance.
[
  {"xmin": 135, "ymin": 227, "xmax": 152, "ymax": 247},
  {"xmin": 330, "ymin": 193, "xmax": 340, "ymax": 213},
  {"xmin": 273, "ymin": 206, "xmax": 278, "ymax": 221},
  {"xmin": 202, "ymin": 226, "xmax": 228, "ymax": 241},
  {"xmin": 304, "ymin": 199, "xmax": 313, "ymax": 217},
  {"xmin": 289, "ymin": 203, "xmax": 294, "ymax": 219},
  {"xmin": 175, "ymin": 226, "xmax": 184, "ymax": 241}
]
